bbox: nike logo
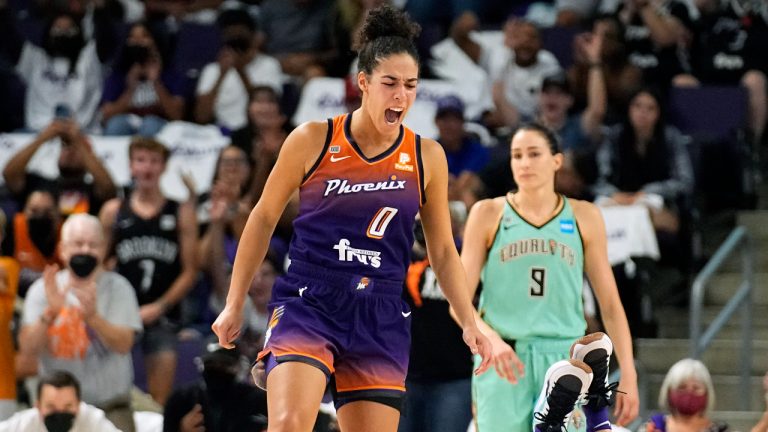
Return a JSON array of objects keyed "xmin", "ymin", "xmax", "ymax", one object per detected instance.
[
  {"xmin": 330, "ymin": 155, "xmax": 351, "ymax": 163},
  {"xmin": 299, "ymin": 287, "xmax": 307, "ymax": 297},
  {"xmin": 594, "ymin": 421, "xmax": 611, "ymax": 429},
  {"xmin": 401, "ymin": 311, "xmax": 411, "ymax": 318}
]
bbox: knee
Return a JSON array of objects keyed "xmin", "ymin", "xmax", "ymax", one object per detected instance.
[
  {"xmin": 268, "ymin": 411, "xmax": 314, "ymax": 432},
  {"xmin": 742, "ymin": 70, "xmax": 767, "ymax": 94}
]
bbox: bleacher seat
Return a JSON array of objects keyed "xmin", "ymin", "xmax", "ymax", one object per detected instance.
[
  {"xmin": 541, "ymin": 26, "xmax": 578, "ymax": 69},
  {"xmin": 171, "ymin": 22, "xmax": 221, "ymax": 79}
]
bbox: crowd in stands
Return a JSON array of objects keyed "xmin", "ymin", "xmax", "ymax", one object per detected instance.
[{"xmin": 0, "ymin": 0, "xmax": 767, "ymax": 430}]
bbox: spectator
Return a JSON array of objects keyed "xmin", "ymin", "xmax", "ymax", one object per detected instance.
[
  {"xmin": 330, "ymin": 0, "xmax": 389, "ymax": 78},
  {"xmin": 433, "ymin": 95, "xmax": 488, "ymax": 209},
  {"xmin": 399, "ymin": 209, "xmax": 472, "ymax": 432},
  {"xmin": 194, "ymin": 8, "xmax": 283, "ymax": 132},
  {"xmin": 258, "ymin": 0, "xmax": 337, "ymax": 81},
  {"xmin": 2, "ymin": 118, "xmax": 117, "ymax": 216},
  {"xmin": 230, "ymin": 86, "xmax": 290, "ymax": 161},
  {"xmin": 0, "ymin": 209, "xmax": 18, "ymax": 421},
  {"xmin": 608, "ymin": 0, "xmax": 694, "ymax": 87},
  {"xmin": 674, "ymin": 0, "xmax": 767, "ymax": 144},
  {"xmin": 555, "ymin": 0, "xmax": 601, "ymax": 27},
  {"xmin": 1, "ymin": 190, "xmax": 62, "ymax": 296},
  {"xmin": 0, "ymin": 2, "xmax": 111, "ymax": 131},
  {"xmin": 101, "ymin": 22, "xmax": 185, "ymax": 137},
  {"xmin": 229, "ymin": 87, "xmax": 297, "ymax": 238},
  {"xmin": 0, "ymin": 370, "xmax": 120, "ymax": 432},
  {"xmin": 100, "ymin": 137, "xmax": 198, "ymax": 406},
  {"xmin": 568, "ymin": 14, "xmax": 643, "ymax": 124},
  {"xmin": 642, "ymin": 358, "xmax": 728, "ymax": 432},
  {"xmin": 163, "ymin": 344, "xmax": 268, "ymax": 432},
  {"xmin": 593, "ymin": 87, "xmax": 694, "ymax": 263},
  {"xmin": 143, "ymin": 0, "xmax": 222, "ymax": 25},
  {"xmin": 488, "ymin": 20, "xmax": 562, "ymax": 128},
  {"xmin": 19, "ymin": 214, "xmax": 142, "ymax": 432}
]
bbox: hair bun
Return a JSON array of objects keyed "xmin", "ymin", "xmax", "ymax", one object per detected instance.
[{"xmin": 358, "ymin": 5, "xmax": 420, "ymax": 48}]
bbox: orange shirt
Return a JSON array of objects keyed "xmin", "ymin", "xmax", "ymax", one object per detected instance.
[
  {"xmin": 12, "ymin": 214, "xmax": 60, "ymax": 272},
  {"xmin": 0, "ymin": 257, "xmax": 19, "ymax": 399}
]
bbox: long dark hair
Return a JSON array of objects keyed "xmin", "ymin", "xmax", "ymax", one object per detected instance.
[
  {"xmin": 114, "ymin": 22, "xmax": 173, "ymax": 73},
  {"xmin": 614, "ymin": 87, "xmax": 671, "ymax": 190},
  {"xmin": 355, "ymin": 5, "xmax": 421, "ymax": 75}
]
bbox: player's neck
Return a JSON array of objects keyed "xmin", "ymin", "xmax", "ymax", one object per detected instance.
[
  {"xmin": 511, "ymin": 188, "xmax": 560, "ymax": 219},
  {"xmin": 349, "ymin": 109, "xmax": 400, "ymax": 153}
]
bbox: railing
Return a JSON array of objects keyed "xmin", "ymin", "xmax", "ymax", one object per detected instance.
[{"xmin": 689, "ymin": 226, "xmax": 754, "ymax": 410}]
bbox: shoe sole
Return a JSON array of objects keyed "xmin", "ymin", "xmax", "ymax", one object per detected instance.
[
  {"xmin": 534, "ymin": 359, "xmax": 593, "ymax": 423},
  {"xmin": 570, "ymin": 332, "xmax": 613, "ymax": 363}
]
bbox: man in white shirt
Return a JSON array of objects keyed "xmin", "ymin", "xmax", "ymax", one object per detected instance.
[
  {"xmin": 0, "ymin": 370, "xmax": 120, "ymax": 432},
  {"xmin": 194, "ymin": 8, "xmax": 283, "ymax": 131}
]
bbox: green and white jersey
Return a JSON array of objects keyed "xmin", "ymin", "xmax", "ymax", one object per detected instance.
[{"xmin": 479, "ymin": 195, "xmax": 586, "ymax": 340}]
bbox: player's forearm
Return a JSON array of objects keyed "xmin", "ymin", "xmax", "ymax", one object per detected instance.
[
  {"xmin": 226, "ymin": 208, "xmax": 275, "ymax": 310},
  {"xmin": 601, "ymin": 304, "xmax": 637, "ymax": 380},
  {"xmin": 431, "ymin": 252, "xmax": 476, "ymax": 328}
]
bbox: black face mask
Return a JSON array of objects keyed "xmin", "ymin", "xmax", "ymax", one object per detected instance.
[
  {"xmin": 224, "ymin": 36, "xmax": 251, "ymax": 53},
  {"xmin": 49, "ymin": 34, "xmax": 82, "ymax": 59},
  {"xmin": 124, "ymin": 44, "xmax": 151, "ymax": 66},
  {"xmin": 27, "ymin": 215, "xmax": 57, "ymax": 257},
  {"xmin": 43, "ymin": 411, "xmax": 75, "ymax": 432},
  {"xmin": 69, "ymin": 254, "xmax": 98, "ymax": 278},
  {"xmin": 202, "ymin": 368, "xmax": 236, "ymax": 396}
]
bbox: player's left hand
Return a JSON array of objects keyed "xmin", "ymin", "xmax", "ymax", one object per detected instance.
[
  {"xmin": 614, "ymin": 373, "xmax": 639, "ymax": 426},
  {"xmin": 462, "ymin": 324, "xmax": 492, "ymax": 375}
]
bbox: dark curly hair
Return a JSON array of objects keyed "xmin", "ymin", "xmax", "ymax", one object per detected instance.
[{"xmin": 355, "ymin": 5, "xmax": 421, "ymax": 75}]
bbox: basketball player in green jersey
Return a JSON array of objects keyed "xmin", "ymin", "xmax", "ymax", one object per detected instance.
[{"xmin": 460, "ymin": 123, "xmax": 639, "ymax": 431}]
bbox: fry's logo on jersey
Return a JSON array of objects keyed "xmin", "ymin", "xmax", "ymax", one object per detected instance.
[
  {"xmin": 323, "ymin": 176, "xmax": 406, "ymax": 197},
  {"xmin": 333, "ymin": 239, "xmax": 382, "ymax": 268}
]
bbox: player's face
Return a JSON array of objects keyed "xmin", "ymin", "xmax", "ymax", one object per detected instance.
[
  {"xmin": 510, "ymin": 130, "xmax": 562, "ymax": 189},
  {"xmin": 129, "ymin": 148, "xmax": 166, "ymax": 189},
  {"xmin": 359, "ymin": 53, "xmax": 419, "ymax": 135}
]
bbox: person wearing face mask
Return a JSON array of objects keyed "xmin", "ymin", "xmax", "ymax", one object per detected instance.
[
  {"xmin": 163, "ymin": 344, "xmax": 268, "ymax": 432},
  {"xmin": 0, "ymin": 370, "xmax": 120, "ymax": 432},
  {"xmin": 194, "ymin": 8, "xmax": 283, "ymax": 132},
  {"xmin": 101, "ymin": 22, "xmax": 185, "ymax": 137},
  {"xmin": 18, "ymin": 214, "xmax": 143, "ymax": 432},
  {"xmin": 642, "ymin": 358, "xmax": 729, "ymax": 432},
  {"xmin": 2, "ymin": 118, "xmax": 117, "ymax": 217},
  {"xmin": 0, "ymin": 190, "xmax": 62, "ymax": 298},
  {"xmin": 0, "ymin": 0, "xmax": 119, "ymax": 132}
]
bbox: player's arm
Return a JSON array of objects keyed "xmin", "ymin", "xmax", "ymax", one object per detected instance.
[
  {"xmin": 573, "ymin": 199, "xmax": 639, "ymax": 425},
  {"xmin": 459, "ymin": 197, "xmax": 525, "ymax": 383},
  {"xmin": 419, "ymin": 138, "xmax": 491, "ymax": 374},
  {"xmin": 459, "ymin": 198, "xmax": 500, "ymax": 336},
  {"xmin": 213, "ymin": 121, "xmax": 327, "ymax": 346}
]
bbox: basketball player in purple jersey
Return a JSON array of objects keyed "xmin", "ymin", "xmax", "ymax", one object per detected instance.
[{"xmin": 212, "ymin": 6, "xmax": 492, "ymax": 432}]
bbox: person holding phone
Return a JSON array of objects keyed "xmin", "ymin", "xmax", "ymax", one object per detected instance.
[
  {"xmin": 194, "ymin": 8, "xmax": 283, "ymax": 132},
  {"xmin": 100, "ymin": 22, "xmax": 185, "ymax": 137}
]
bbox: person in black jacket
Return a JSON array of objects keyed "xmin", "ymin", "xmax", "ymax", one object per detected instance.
[{"xmin": 163, "ymin": 344, "xmax": 268, "ymax": 432}]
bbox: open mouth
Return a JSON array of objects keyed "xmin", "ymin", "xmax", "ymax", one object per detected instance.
[{"xmin": 385, "ymin": 108, "xmax": 403, "ymax": 125}]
